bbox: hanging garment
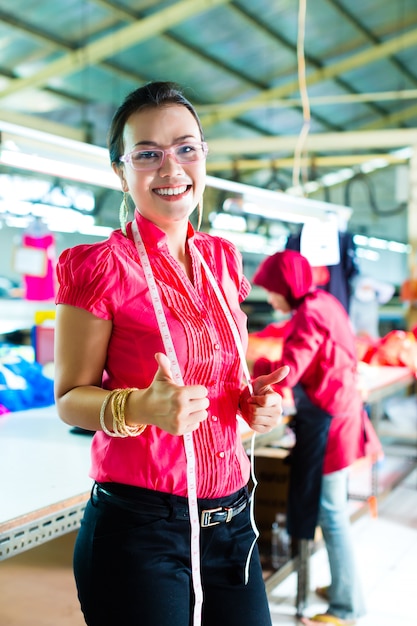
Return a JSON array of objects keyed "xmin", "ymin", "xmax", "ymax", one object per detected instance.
[{"xmin": 286, "ymin": 230, "xmax": 359, "ymax": 312}]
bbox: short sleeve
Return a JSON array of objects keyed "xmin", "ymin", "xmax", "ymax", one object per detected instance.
[{"xmin": 56, "ymin": 241, "xmax": 124, "ymax": 320}]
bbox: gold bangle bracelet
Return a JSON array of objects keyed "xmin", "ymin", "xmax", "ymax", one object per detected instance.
[
  {"xmin": 100, "ymin": 388, "xmax": 147, "ymax": 438},
  {"xmin": 99, "ymin": 390, "xmax": 121, "ymax": 437},
  {"xmin": 114, "ymin": 388, "xmax": 147, "ymax": 437}
]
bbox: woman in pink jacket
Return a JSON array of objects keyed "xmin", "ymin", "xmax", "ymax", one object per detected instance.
[{"xmin": 253, "ymin": 249, "xmax": 382, "ymax": 626}]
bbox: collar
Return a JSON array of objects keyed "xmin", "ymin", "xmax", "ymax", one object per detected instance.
[{"xmin": 127, "ymin": 210, "xmax": 196, "ymax": 251}]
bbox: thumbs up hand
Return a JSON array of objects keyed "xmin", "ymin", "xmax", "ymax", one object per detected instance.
[
  {"xmin": 252, "ymin": 365, "xmax": 290, "ymax": 396},
  {"xmin": 138, "ymin": 353, "xmax": 209, "ymax": 436},
  {"xmin": 239, "ymin": 365, "xmax": 290, "ymax": 433}
]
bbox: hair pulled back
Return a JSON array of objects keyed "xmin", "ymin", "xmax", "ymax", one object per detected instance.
[{"xmin": 108, "ymin": 81, "xmax": 204, "ymax": 167}]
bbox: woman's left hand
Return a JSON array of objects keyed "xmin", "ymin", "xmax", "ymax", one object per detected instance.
[{"xmin": 239, "ymin": 366, "xmax": 290, "ymax": 433}]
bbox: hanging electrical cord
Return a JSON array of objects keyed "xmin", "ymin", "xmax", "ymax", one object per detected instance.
[
  {"xmin": 309, "ymin": 157, "xmax": 332, "ymax": 202},
  {"xmin": 292, "ymin": 0, "xmax": 311, "ymax": 190},
  {"xmin": 344, "ymin": 171, "xmax": 407, "ymax": 217}
]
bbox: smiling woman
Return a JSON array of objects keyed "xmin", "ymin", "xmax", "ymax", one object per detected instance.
[
  {"xmin": 52, "ymin": 81, "xmax": 288, "ymax": 626},
  {"xmin": 111, "ymin": 101, "xmax": 207, "ymax": 237}
]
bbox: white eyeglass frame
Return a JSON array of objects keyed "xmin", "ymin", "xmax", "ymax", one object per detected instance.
[{"xmin": 119, "ymin": 141, "xmax": 208, "ymax": 171}]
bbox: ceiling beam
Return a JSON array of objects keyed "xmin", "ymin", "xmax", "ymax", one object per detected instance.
[
  {"xmin": 1, "ymin": 86, "xmax": 414, "ymax": 142},
  {"xmin": 1, "ymin": 115, "xmax": 415, "ymax": 165},
  {"xmin": 231, "ymin": 2, "xmax": 388, "ymax": 123},
  {"xmin": 89, "ymin": 0, "xmax": 263, "ymax": 93},
  {"xmin": 2, "ymin": 116, "xmax": 413, "ymax": 168},
  {"xmin": 207, "ymin": 128, "xmax": 417, "ymax": 155},
  {"xmin": 0, "ymin": 7, "xmax": 149, "ymax": 88},
  {"xmin": 89, "ymin": 0, "xmax": 160, "ymax": 21},
  {"xmin": 206, "ymin": 153, "xmax": 408, "ymax": 173},
  {"xmin": 0, "ymin": 0, "xmax": 232, "ymax": 99},
  {"xmin": 328, "ymin": 0, "xmax": 417, "ymax": 89},
  {"xmin": 197, "ymin": 88, "xmax": 417, "ymax": 112},
  {"xmin": 0, "ymin": 108, "xmax": 85, "ymax": 141},
  {"xmin": 200, "ymin": 27, "xmax": 417, "ymax": 126},
  {"xmin": 362, "ymin": 103, "xmax": 417, "ymax": 130}
]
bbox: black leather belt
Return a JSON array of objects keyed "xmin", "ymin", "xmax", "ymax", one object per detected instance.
[
  {"xmin": 200, "ymin": 495, "xmax": 248, "ymax": 527},
  {"xmin": 93, "ymin": 483, "xmax": 248, "ymax": 528}
]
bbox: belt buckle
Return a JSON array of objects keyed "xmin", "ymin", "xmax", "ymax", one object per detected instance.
[
  {"xmin": 225, "ymin": 506, "xmax": 233, "ymax": 523},
  {"xmin": 200, "ymin": 506, "xmax": 222, "ymax": 527}
]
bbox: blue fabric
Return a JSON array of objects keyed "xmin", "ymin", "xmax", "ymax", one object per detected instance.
[{"xmin": 0, "ymin": 357, "xmax": 54, "ymax": 411}]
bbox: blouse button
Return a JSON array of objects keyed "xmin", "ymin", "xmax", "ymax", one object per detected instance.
[
  {"xmin": 213, "ymin": 343, "xmax": 220, "ymax": 350},
  {"xmin": 217, "ymin": 451, "xmax": 225, "ymax": 459},
  {"xmin": 211, "ymin": 415, "xmax": 218, "ymax": 422}
]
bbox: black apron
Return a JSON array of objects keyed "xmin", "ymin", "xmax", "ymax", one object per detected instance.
[{"xmin": 286, "ymin": 383, "xmax": 332, "ymax": 540}]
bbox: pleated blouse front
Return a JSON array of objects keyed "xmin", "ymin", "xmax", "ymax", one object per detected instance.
[{"xmin": 56, "ymin": 211, "xmax": 252, "ymax": 498}]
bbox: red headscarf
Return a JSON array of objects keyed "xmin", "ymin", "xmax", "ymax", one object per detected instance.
[{"xmin": 253, "ymin": 249, "xmax": 313, "ymax": 309}]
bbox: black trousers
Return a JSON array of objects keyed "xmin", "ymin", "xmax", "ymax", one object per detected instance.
[{"xmin": 74, "ymin": 484, "xmax": 272, "ymax": 626}]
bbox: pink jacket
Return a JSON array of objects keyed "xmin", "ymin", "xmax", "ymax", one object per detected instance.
[{"xmin": 254, "ymin": 289, "xmax": 381, "ymax": 473}]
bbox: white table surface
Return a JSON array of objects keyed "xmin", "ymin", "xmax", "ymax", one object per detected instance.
[
  {"xmin": 0, "ymin": 365, "xmax": 413, "ymax": 527},
  {"xmin": 0, "ymin": 405, "xmax": 93, "ymax": 524},
  {"xmin": 0, "ymin": 299, "xmax": 56, "ymax": 336}
]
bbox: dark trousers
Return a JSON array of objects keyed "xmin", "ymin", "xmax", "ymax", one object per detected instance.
[{"xmin": 74, "ymin": 484, "xmax": 272, "ymax": 626}]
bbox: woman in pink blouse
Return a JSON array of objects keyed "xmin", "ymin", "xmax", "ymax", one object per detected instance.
[{"xmin": 54, "ymin": 81, "xmax": 288, "ymax": 626}]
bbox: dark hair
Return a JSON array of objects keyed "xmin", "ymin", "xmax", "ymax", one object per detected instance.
[{"xmin": 108, "ymin": 81, "xmax": 204, "ymax": 166}]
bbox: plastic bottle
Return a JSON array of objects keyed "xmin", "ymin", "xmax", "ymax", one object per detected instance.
[{"xmin": 271, "ymin": 512, "xmax": 290, "ymax": 569}]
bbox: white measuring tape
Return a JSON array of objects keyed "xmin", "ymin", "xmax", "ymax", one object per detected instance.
[
  {"xmin": 132, "ymin": 221, "xmax": 203, "ymax": 625},
  {"xmin": 195, "ymin": 249, "xmax": 259, "ymax": 585},
  {"xmin": 132, "ymin": 220, "xmax": 258, "ymax": 623}
]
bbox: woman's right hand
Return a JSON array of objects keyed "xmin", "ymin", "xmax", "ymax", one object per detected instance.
[{"xmin": 133, "ymin": 353, "xmax": 209, "ymax": 435}]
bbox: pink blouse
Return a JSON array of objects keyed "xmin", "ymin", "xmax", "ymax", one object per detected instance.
[{"xmin": 56, "ymin": 211, "xmax": 252, "ymax": 498}]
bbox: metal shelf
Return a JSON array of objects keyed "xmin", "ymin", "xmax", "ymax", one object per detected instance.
[{"xmin": 0, "ymin": 495, "xmax": 88, "ymax": 561}]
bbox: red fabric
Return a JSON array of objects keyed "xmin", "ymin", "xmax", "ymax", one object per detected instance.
[
  {"xmin": 252, "ymin": 249, "xmax": 312, "ymax": 308},
  {"xmin": 253, "ymin": 289, "xmax": 381, "ymax": 473},
  {"xmin": 367, "ymin": 330, "xmax": 417, "ymax": 372},
  {"xmin": 355, "ymin": 335, "xmax": 378, "ymax": 363},
  {"xmin": 251, "ymin": 320, "xmax": 290, "ymax": 339},
  {"xmin": 56, "ymin": 212, "xmax": 251, "ymax": 498},
  {"xmin": 311, "ymin": 265, "xmax": 330, "ymax": 286},
  {"xmin": 400, "ymin": 278, "xmax": 417, "ymax": 301}
]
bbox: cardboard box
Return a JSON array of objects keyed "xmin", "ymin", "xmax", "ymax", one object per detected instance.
[{"xmin": 250, "ymin": 446, "xmax": 291, "ymax": 546}]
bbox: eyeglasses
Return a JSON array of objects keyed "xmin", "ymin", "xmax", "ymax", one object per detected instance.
[{"xmin": 119, "ymin": 141, "xmax": 208, "ymax": 171}]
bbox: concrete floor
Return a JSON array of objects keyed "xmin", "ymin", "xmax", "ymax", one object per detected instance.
[
  {"xmin": 0, "ymin": 531, "xmax": 84, "ymax": 626},
  {"xmin": 270, "ymin": 467, "xmax": 417, "ymax": 625}
]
